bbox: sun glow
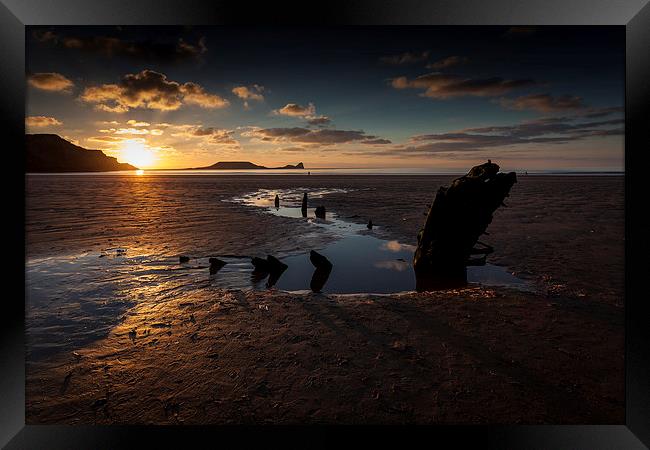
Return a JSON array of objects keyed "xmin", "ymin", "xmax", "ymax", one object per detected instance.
[{"xmin": 120, "ymin": 139, "xmax": 156, "ymax": 168}]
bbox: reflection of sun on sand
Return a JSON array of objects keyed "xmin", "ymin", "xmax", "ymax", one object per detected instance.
[{"xmin": 120, "ymin": 139, "xmax": 155, "ymax": 168}]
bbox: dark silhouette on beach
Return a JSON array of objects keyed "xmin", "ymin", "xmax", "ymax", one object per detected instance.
[
  {"xmin": 414, "ymin": 161, "xmax": 516, "ymax": 291},
  {"xmin": 26, "ymin": 134, "xmax": 137, "ymax": 173}
]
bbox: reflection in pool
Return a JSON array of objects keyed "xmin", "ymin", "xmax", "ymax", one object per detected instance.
[{"xmin": 227, "ymin": 188, "xmax": 530, "ymax": 294}]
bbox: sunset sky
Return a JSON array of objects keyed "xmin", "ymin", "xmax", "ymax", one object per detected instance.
[{"xmin": 25, "ymin": 26, "xmax": 624, "ymax": 171}]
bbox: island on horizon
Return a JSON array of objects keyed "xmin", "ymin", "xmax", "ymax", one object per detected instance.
[
  {"xmin": 25, "ymin": 134, "xmax": 307, "ymax": 173},
  {"xmin": 186, "ymin": 161, "xmax": 305, "ymax": 170}
]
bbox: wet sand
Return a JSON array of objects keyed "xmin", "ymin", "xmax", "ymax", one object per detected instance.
[{"xmin": 25, "ymin": 174, "xmax": 624, "ymax": 424}]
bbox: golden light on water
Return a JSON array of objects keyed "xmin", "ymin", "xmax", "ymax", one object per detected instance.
[
  {"xmin": 120, "ymin": 139, "xmax": 155, "ymax": 169},
  {"xmin": 135, "ymin": 169, "xmax": 144, "ymax": 175}
]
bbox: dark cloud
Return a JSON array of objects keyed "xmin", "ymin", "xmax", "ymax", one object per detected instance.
[
  {"xmin": 579, "ymin": 106, "xmax": 624, "ymax": 118},
  {"xmin": 192, "ymin": 127, "xmax": 239, "ymax": 145},
  {"xmin": 80, "ymin": 69, "xmax": 229, "ymax": 112},
  {"xmin": 273, "ymin": 103, "xmax": 316, "ymax": 117},
  {"xmin": 499, "ymin": 94, "xmax": 585, "ymax": 112},
  {"xmin": 361, "ymin": 115, "xmax": 623, "ymax": 157},
  {"xmin": 248, "ymin": 127, "xmax": 389, "ymax": 146},
  {"xmin": 426, "ymin": 56, "xmax": 468, "ymax": 70},
  {"xmin": 392, "ymin": 72, "xmax": 535, "ymax": 99},
  {"xmin": 33, "ymin": 30, "xmax": 207, "ymax": 62},
  {"xmin": 380, "ymin": 51, "xmax": 430, "ymax": 65}
]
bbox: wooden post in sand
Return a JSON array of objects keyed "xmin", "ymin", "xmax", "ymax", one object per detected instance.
[
  {"xmin": 413, "ymin": 161, "xmax": 517, "ymax": 291},
  {"xmin": 301, "ymin": 193, "xmax": 308, "ymax": 217}
]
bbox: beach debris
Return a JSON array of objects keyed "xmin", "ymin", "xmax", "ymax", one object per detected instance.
[
  {"xmin": 267, "ymin": 255, "xmax": 288, "ymax": 273},
  {"xmin": 251, "ymin": 255, "xmax": 288, "ymax": 287},
  {"xmin": 60, "ymin": 371, "xmax": 72, "ymax": 395},
  {"xmin": 315, "ymin": 206, "xmax": 326, "ymax": 219},
  {"xmin": 367, "ymin": 219, "xmax": 373, "ymax": 229},
  {"xmin": 251, "ymin": 256, "xmax": 270, "ymax": 272},
  {"xmin": 414, "ymin": 160, "xmax": 516, "ymax": 291},
  {"xmin": 309, "ymin": 250, "xmax": 332, "ymax": 270},
  {"xmin": 309, "ymin": 250, "xmax": 333, "ymax": 292},
  {"xmin": 179, "ymin": 255, "xmax": 190, "ymax": 263},
  {"xmin": 301, "ymin": 192, "xmax": 308, "ymax": 217},
  {"xmin": 274, "ymin": 194, "xmax": 280, "ymax": 208},
  {"xmin": 209, "ymin": 257, "xmax": 227, "ymax": 274},
  {"xmin": 266, "ymin": 255, "xmax": 289, "ymax": 287}
]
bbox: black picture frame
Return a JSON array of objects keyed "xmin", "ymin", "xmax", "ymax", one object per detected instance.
[{"xmin": 2, "ymin": 0, "xmax": 649, "ymax": 448}]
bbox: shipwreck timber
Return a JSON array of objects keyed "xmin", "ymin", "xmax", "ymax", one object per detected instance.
[{"xmin": 413, "ymin": 160, "xmax": 517, "ymax": 291}]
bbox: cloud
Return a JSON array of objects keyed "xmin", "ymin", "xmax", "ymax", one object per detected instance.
[
  {"xmin": 80, "ymin": 70, "xmax": 229, "ymax": 112},
  {"xmin": 33, "ymin": 30, "xmax": 207, "ymax": 62},
  {"xmin": 380, "ymin": 51, "xmax": 430, "ymax": 65},
  {"xmin": 181, "ymin": 82, "xmax": 230, "ymax": 109},
  {"xmin": 114, "ymin": 128, "xmax": 150, "ymax": 135},
  {"xmin": 306, "ymin": 116, "xmax": 331, "ymax": 126},
  {"xmin": 98, "ymin": 126, "xmax": 164, "ymax": 135},
  {"xmin": 170, "ymin": 126, "xmax": 240, "ymax": 147},
  {"xmin": 426, "ymin": 56, "xmax": 468, "ymax": 70},
  {"xmin": 276, "ymin": 146, "xmax": 308, "ymax": 153},
  {"xmin": 579, "ymin": 106, "xmax": 624, "ymax": 118},
  {"xmin": 87, "ymin": 135, "xmax": 128, "ymax": 144},
  {"xmin": 273, "ymin": 102, "xmax": 332, "ymax": 126},
  {"xmin": 25, "ymin": 116, "xmax": 62, "ymax": 127},
  {"xmin": 498, "ymin": 94, "xmax": 585, "ymax": 112},
  {"xmin": 392, "ymin": 72, "xmax": 535, "ymax": 99},
  {"xmin": 247, "ymin": 127, "xmax": 390, "ymax": 146},
  {"xmin": 273, "ymin": 102, "xmax": 316, "ymax": 117},
  {"xmin": 377, "ymin": 115, "xmax": 624, "ymax": 156},
  {"xmin": 232, "ymin": 85, "xmax": 264, "ymax": 102},
  {"xmin": 126, "ymin": 119, "xmax": 150, "ymax": 127},
  {"xmin": 196, "ymin": 128, "xmax": 239, "ymax": 146},
  {"xmin": 361, "ymin": 138, "xmax": 392, "ymax": 145},
  {"xmin": 27, "ymin": 72, "xmax": 74, "ymax": 92}
]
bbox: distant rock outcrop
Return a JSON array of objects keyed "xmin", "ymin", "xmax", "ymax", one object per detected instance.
[
  {"xmin": 26, "ymin": 134, "xmax": 137, "ymax": 173},
  {"xmin": 188, "ymin": 161, "xmax": 305, "ymax": 170}
]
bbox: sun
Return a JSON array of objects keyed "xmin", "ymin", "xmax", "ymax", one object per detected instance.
[{"xmin": 120, "ymin": 139, "xmax": 156, "ymax": 168}]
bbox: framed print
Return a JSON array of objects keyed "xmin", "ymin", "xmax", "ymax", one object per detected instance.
[{"xmin": 1, "ymin": 0, "xmax": 649, "ymax": 448}]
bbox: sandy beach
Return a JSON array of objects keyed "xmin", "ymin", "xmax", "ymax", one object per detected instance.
[{"xmin": 25, "ymin": 174, "xmax": 624, "ymax": 424}]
